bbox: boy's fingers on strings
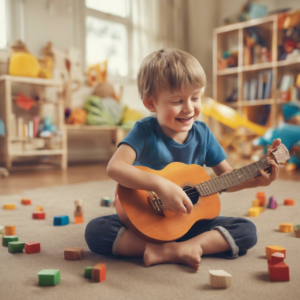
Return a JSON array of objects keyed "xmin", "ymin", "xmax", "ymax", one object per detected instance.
[{"xmin": 183, "ymin": 199, "xmax": 193, "ymax": 214}]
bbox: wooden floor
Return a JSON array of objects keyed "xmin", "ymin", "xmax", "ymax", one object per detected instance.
[{"xmin": 0, "ymin": 162, "xmax": 299, "ymax": 196}]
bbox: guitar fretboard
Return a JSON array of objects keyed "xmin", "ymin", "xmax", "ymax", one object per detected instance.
[{"xmin": 195, "ymin": 158, "xmax": 269, "ymax": 197}]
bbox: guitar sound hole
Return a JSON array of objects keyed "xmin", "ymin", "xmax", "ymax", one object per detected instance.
[{"xmin": 183, "ymin": 186, "xmax": 199, "ymax": 205}]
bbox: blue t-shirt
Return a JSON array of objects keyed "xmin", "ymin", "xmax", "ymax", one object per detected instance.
[{"xmin": 118, "ymin": 116, "xmax": 226, "ymax": 170}]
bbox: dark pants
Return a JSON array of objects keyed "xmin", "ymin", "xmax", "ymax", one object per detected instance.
[{"xmin": 85, "ymin": 214, "xmax": 257, "ymax": 258}]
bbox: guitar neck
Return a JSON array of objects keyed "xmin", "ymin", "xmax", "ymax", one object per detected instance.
[{"xmin": 195, "ymin": 158, "xmax": 271, "ymax": 197}]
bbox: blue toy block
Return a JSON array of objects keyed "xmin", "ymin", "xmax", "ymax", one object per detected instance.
[{"xmin": 53, "ymin": 215, "xmax": 69, "ymax": 226}]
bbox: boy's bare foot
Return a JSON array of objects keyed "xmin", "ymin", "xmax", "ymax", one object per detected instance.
[{"xmin": 143, "ymin": 241, "xmax": 203, "ymax": 271}]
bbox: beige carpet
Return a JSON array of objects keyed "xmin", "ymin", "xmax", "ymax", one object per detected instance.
[{"xmin": 0, "ymin": 179, "xmax": 299, "ymax": 300}]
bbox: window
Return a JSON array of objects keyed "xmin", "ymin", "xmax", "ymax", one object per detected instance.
[
  {"xmin": 85, "ymin": 0, "xmax": 131, "ymax": 78},
  {"xmin": 0, "ymin": 0, "xmax": 7, "ymax": 48}
]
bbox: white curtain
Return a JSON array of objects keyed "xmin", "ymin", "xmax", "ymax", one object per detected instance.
[{"xmin": 131, "ymin": 0, "xmax": 188, "ymax": 77}]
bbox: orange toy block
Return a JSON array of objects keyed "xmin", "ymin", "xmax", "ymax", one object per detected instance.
[
  {"xmin": 268, "ymin": 261, "xmax": 290, "ymax": 281},
  {"xmin": 248, "ymin": 207, "xmax": 260, "ymax": 217},
  {"xmin": 64, "ymin": 247, "xmax": 83, "ymax": 260},
  {"xmin": 252, "ymin": 199, "xmax": 260, "ymax": 207},
  {"xmin": 5, "ymin": 225, "xmax": 16, "ymax": 236},
  {"xmin": 75, "ymin": 215, "xmax": 83, "ymax": 224},
  {"xmin": 3, "ymin": 203, "xmax": 16, "ymax": 210},
  {"xmin": 284, "ymin": 199, "xmax": 295, "ymax": 206},
  {"xmin": 91, "ymin": 263, "xmax": 106, "ymax": 282},
  {"xmin": 266, "ymin": 245, "xmax": 286, "ymax": 260},
  {"xmin": 35, "ymin": 206, "xmax": 44, "ymax": 212},
  {"xmin": 279, "ymin": 223, "xmax": 294, "ymax": 233},
  {"xmin": 21, "ymin": 198, "xmax": 31, "ymax": 205},
  {"xmin": 256, "ymin": 191, "xmax": 266, "ymax": 206}
]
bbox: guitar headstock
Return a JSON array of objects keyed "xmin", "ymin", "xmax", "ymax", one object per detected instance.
[{"xmin": 269, "ymin": 144, "xmax": 290, "ymax": 167}]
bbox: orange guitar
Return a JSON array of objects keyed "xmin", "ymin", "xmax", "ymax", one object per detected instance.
[{"xmin": 115, "ymin": 144, "xmax": 290, "ymax": 244}]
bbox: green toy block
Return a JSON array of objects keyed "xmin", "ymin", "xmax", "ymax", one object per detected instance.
[
  {"xmin": 2, "ymin": 235, "xmax": 18, "ymax": 247},
  {"xmin": 38, "ymin": 269, "xmax": 60, "ymax": 286},
  {"xmin": 295, "ymin": 225, "xmax": 300, "ymax": 230},
  {"xmin": 84, "ymin": 266, "xmax": 93, "ymax": 279},
  {"xmin": 8, "ymin": 241, "xmax": 25, "ymax": 253}
]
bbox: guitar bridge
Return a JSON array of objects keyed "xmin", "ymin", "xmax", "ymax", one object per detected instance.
[{"xmin": 147, "ymin": 192, "xmax": 165, "ymax": 217}]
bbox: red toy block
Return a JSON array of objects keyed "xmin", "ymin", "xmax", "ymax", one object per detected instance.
[
  {"xmin": 91, "ymin": 263, "xmax": 106, "ymax": 282},
  {"xmin": 269, "ymin": 252, "xmax": 285, "ymax": 265},
  {"xmin": 268, "ymin": 261, "xmax": 290, "ymax": 281},
  {"xmin": 284, "ymin": 198, "xmax": 295, "ymax": 206},
  {"xmin": 21, "ymin": 198, "xmax": 32, "ymax": 205},
  {"xmin": 256, "ymin": 191, "xmax": 266, "ymax": 206},
  {"xmin": 25, "ymin": 241, "xmax": 41, "ymax": 254},
  {"xmin": 32, "ymin": 212, "xmax": 46, "ymax": 220}
]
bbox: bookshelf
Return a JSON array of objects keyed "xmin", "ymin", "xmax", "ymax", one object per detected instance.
[
  {"xmin": 0, "ymin": 75, "xmax": 67, "ymax": 170},
  {"xmin": 213, "ymin": 10, "xmax": 300, "ymax": 138}
]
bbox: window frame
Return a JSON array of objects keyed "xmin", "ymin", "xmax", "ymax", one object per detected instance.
[{"xmin": 84, "ymin": 0, "xmax": 134, "ymax": 83}]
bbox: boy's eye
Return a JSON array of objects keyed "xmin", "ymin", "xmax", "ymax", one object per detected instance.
[
  {"xmin": 172, "ymin": 100, "xmax": 182, "ymax": 104},
  {"xmin": 192, "ymin": 98, "xmax": 199, "ymax": 101}
]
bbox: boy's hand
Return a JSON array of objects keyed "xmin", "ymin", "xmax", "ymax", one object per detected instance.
[
  {"xmin": 156, "ymin": 179, "xmax": 193, "ymax": 214},
  {"xmin": 255, "ymin": 138, "xmax": 281, "ymax": 187}
]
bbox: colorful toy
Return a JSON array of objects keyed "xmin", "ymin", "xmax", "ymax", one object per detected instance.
[
  {"xmin": 248, "ymin": 207, "xmax": 260, "ymax": 217},
  {"xmin": 25, "ymin": 242, "xmax": 41, "ymax": 254},
  {"xmin": 91, "ymin": 263, "xmax": 106, "ymax": 282},
  {"xmin": 2, "ymin": 236, "xmax": 18, "ymax": 247},
  {"xmin": 64, "ymin": 247, "xmax": 83, "ymax": 260},
  {"xmin": 209, "ymin": 270, "xmax": 232, "ymax": 289},
  {"xmin": 21, "ymin": 198, "xmax": 31, "ymax": 205},
  {"xmin": 252, "ymin": 198, "xmax": 260, "ymax": 207},
  {"xmin": 267, "ymin": 196, "xmax": 277, "ymax": 209},
  {"xmin": 35, "ymin": 205, "xmax": 44, "ymax": 211},
  {"xmin": 38, "ymin": 269, "xmax": 60, "ymax": 286},
  {"xmin": 33, "ymin": 212, "xmax": 46, "ymax": 220},
  {"xmin": 53, "ymin": 216, "xmax": 69, "ymax": 226},
  {"xmin": 0, "ymin": 226, "xmax": 4, "ymax": 234},
  {"xmin": 3, "ymin": 204, "xmax": 16, "ymax": 210},
  {"xmin": 84, "ymin": 266, "xmax": 93, "ymax": 279},
  {"xmin": 268, "ymin": 252, "xmax": 290, "ymax": 281},
  {"xmin": 5, "ymin": 225, "xmax": 16, "ymax": 236},
  {"xmin": 66, "ymin": 108, "xmax": 86, "ymax": 125},
  {"xmin": 101, "ymin": 197, "xmax": 113, "ymax": 207},
  {"xmin": 8, "ymin": 241, "xmax": 25, "ymax": 253},
  {"xmin": 279, "ymin": 223, "xmax": 294, "ymax": 233},
  {"xmin": 266, "ymin": 245, "xmax": 286, "ymax": 261},
  {"xmin": 74, "ymin": 200, "xmax": 83, "ymax": 224},
  {"xmin": 256, "ymin": 191, "xmax": 266, "ymax": 206},
  {"xmin": 284, "ymin": 198, "xmax": 295, "ymax": 206},
  {"xmin": 294, "ymin": 225, "xmax": 300, "ymax": 238}
]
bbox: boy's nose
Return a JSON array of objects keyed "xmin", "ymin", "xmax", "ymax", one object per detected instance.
[{"xmin": 183, "ymin": 101, "xmax": 194, "ymax": 113}]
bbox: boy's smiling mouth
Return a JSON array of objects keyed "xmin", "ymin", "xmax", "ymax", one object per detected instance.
[{"xmin": 175, "ymin": 116, "xmax": 193, "ymax": 123}]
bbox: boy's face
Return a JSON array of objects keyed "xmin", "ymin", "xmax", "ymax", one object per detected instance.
[{"xmin": 144, "ymin": 85, "xmax": 202, "ymax": 140}]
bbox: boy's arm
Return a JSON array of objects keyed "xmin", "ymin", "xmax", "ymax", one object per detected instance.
[{"xmin": 211, "ymin": 139, "xmax": 281, "ymax": 193}]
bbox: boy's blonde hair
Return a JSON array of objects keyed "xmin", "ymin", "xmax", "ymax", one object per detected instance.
[{"xmin": 137, "ymin": 48, "xmax": 206, "ymax": 100}]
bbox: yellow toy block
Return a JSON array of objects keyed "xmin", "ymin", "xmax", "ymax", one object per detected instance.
[
  {"xmin": 279, "ymin": 223, "xmax": 294, "ymax": 233},
  {"xmin": 3, "ymin": 204, "xmax": 16, "ymax": 210},
  {"xmin": 266, "ymin": 245, "xmax": 286, "ymax": 260},
  {"xmin": 259, "ymin": 207, "xmax": 264, "ymax": 213},
  {"xmin": 5, "ymin": 225, "xmax": 16, "ymax": 236},
  {"xmin": 248, "ymin": 207, "xmax": 260, "ymax": 217},
  {"xmin": 252, "ymin": 199, "xmax": 260, "ymax": 207},
  {"xmin": 35, "ymin": 206, "xmax": 44, "ymax": 212}
]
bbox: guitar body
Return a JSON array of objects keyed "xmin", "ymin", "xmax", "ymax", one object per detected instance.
[{"xmin": 115, "ymin": 162, "xmax": 220, "ymax": 244}]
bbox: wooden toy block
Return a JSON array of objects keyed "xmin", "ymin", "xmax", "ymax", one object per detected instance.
[
  {"xmin": 294, "ymin": 228, "xmax": 300, "ymax": 238},
  {"xmin": 33, "ymin": 212, "xmax": 46, "ymax": 220},
  {"xmin": 266, "ymin": 245, "xmax": 286, "ymax": 260},
  {"xmin": 3, "ymin": 203, "xmax": 16, "ymax": 210},
  {"xmin": 53, "ymin": 215, "xmax": 69, "ymax": 226},
  {"xmin": 8, "ymin": 241, "xmax": 25, "ymax": 253},
  {"xmin": 0, "ymin": 226, "xmax": 4, "ymax": 234},
  {"xmin": 248, "ymin": 207, "xmax": 260, "ymax": 217},
  {"xmin": 267, "ymin": 196, "xmax": 277, "ymax": 209},
  {"xmin": 74, "ymin": 210, "xmax": 83, "ymax": 217},
  {"xmin": 84, "ymin": 266, "xmax": 93, "ymax": 279},
  {"xmin": 209, "ymin": 270, "xmax": 232, "ymax": 289},
  {"xmin": 35, "ymin": 205, "xmax": 44, "ymax": 211},
  {"xmin": 284, "ymin": 198, "xmax": 295, "ymax": 206},
  {"xmin": 259, "ymin": 207, "xmax": 264, "ymax": 213},
  {"xmin": 21, "ymin": 198, "xmax": 31, "ymax": 205},
  {"xmin": 268, "ymin": 262, "xmax": 290, "ymax": 281},
  {"xmin": 279, "ymin": 223, "xmax": 294, "ymax": 233},
  {"xmin": 64, "ymin": 247, "xmax": 83, "ymax": 260},
  {"xmin": 38, "ymin": 269, "xmax": 60, "ymax": 286},
  {"xmin": 75, "ymin": 215, "xmax": 83, "ymax": 224},
  {"xmin": 74, "ymin": 199, "xmax": 83, "ymax": 207},
  {"xmin": 269, "ymin": 252, "xmax": 285, "ymax": 265},
  {"xmin": 91, "ymin": 263, "xmax": 106, "ymax": 282},
  {"xmin": 25, "ymin": 242, "xmax": 41, "ymax": 254},
  {"xmin": 252, "ymin": 199, "xmax": 260, "ymax": 207},
  {"xmin": 101, "ymin": 197, "xmax": 112, "ymax": 207},
  {"xmin": 256, "ymin": 191, "xmax": 266, "ymax": 206},
  {"xmin": 2, "ymin": 235, "xmax": 18, "ymax": 246},
  {"xmin": 5, "ymin": 225, "xmax": 16, "ymax": 235}
]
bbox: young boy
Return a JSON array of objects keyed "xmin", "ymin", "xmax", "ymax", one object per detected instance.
[{"xmin": 85, "ymin": 48, "xmax": 280, "ymax": 271}]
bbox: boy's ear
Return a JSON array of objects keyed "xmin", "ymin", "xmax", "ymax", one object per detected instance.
[{"xmin": 143, "ymin": 98, "xmax": 157, "ymax": 113}]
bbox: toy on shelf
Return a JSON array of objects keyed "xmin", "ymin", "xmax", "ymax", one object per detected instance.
[
  {"xmin": 15, "ymin": 93, "xmax": 36, "ymax": 110},
  {"xmin": 88, "ymin": 60, "xmax": 107, "ymax": 87},
  {"xmin": 66, "ymin": 108, "xmax": 87, "ymax": 125},
  {"xmin": 209, "ymin": 270, "xmax": 232, "ymax": 289},
  {"xmin": 267, "ymin": 196, "xmax": 277, "ymax": 209},
  {"xmin": 268, "ymin": 252, "xmax": 290, "ymax": 281},
  {"xmin": 217, "ymin": 50, "xmax": 238, "ymax": 70}
]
